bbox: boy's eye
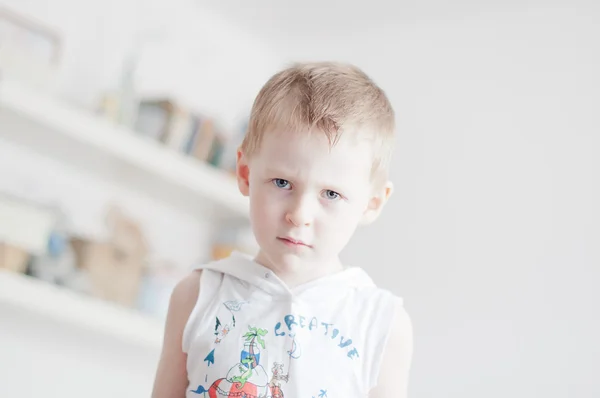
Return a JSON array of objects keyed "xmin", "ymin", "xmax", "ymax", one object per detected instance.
[
  {"xmin": 322, "ymin": 190, "xmax": 341, "ymax": 200},
  {"xmin": 272, "ymin": 179, "xmax": 291, "ymax": 190}
]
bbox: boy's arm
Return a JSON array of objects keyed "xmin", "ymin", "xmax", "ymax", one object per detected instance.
[
  {"xmin": 151, "ymin": 271, "xmax": 201, "ymax": 398},
  {"xmin": 369, "ymin": 303, "xmax": 414, "ymax": 398}
]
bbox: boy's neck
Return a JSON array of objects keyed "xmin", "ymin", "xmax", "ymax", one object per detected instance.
[{"xmin": 253, "ymin": 251, "xmax": 344, "ymax": 289}]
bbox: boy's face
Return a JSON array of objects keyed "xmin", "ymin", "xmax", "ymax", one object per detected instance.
[{"xmin": 237, "ymin": 131, "xmax": 391, "ymax": 271}]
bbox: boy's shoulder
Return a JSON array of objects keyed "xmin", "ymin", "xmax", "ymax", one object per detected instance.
[
  {"xmin": 169, "ymin": 269, "xmax": 203, "ymax": 317},
  {"xmin": 169, "ymin": 255, "xmax": 229, "ymax": 301},
  {"xmin": 169, "ymin": 254, "xmax": 245, "ymax": 307}
]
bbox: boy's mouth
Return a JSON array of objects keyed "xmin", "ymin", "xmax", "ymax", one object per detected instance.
[{"xmin": 277, "ymin": 237, "xmax": 311, "ymax": 248}]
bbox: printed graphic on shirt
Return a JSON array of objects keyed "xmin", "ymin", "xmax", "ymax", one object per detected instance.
[
  {"xmin": 215, "ymin": 300, "xmax": 248, "ymax": 344},
  {"xmin": 204, "ymin": 299, "xmax": 249, "ymax": 370},
  {"xmin": 312, "ymin": 390, "xmax": 328, "ymax": 398},
  {"xmin": 190, "ymin": 300, "xmax": 352, "ymax": 397},
  {"xmin": 268, "ymin": 362, "xmax": 288, "ymax": 398},
  {"xmin": 204, "ymin": 349, "xmax": 215, "ymax": 367},
  {"xmin": 190, "ymin": 326, "xmax": 306, "ymax": 398},
  {"xmin": 205, "ymin": 326, "xmax": 271, "ymax": 398},
  {"xmin": 274, "ymin": 313, "xmax": 359, "ymax": 360}
]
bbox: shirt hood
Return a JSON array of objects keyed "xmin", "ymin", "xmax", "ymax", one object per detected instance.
[{"xmin": 197, "ymin": 251, "xmax": 376, "ymax": 300}]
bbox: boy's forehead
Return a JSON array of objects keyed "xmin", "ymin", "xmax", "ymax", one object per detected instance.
[
  {"xmin": 266, "ymin": 128, "xmax": 327, "ymax": 147},
  {"xmin": 259, "ymin": 130, "xmax": 364, "ymax": 156},
  {"xmin": 254, "ymin": 131, "xmax": 373, "ymax": 178}
]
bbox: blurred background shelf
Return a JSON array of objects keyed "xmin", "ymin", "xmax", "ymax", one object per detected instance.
[
  {"xmin": 0, "ymin": 80, "xmax": 249, "ymax": 222},
  {"xmin": 0, "ymin": 269, "xmax": 163, "ymax": 349}
]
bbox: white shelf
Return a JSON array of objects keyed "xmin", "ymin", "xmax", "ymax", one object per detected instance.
[
  {"xmin": 0, "ymin": 80, "xmax": 249, "ymax": 221},
  {"xmin": 0, "ymin": 270, "xmax": 163, "ymax": 349}
]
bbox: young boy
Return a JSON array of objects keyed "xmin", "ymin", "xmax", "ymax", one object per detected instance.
[{"xmin": 152, "ymin": 62, "xmax": 413, "ymax": 398}]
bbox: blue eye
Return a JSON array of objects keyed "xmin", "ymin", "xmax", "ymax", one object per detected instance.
[
  {"xmin": 322, "ymin": 190, "xmax": 341, "ymax": 200},
  {"xmin": 273, "ymin": 179, "xmax": 291, "ymax": 189}
]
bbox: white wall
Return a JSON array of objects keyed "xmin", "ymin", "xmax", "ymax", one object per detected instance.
[{"xmin": 330, "ymin": 5, "xmax": 599, "ymax": 398}]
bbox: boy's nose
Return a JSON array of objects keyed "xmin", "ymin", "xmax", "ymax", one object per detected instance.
[
  {"xmin": 286, "ymin": 212, "xmax": 312, "ymax": 227},
  {"xmin": 285, "ymin": 197, "xmax": 314, "ymax": 227}
]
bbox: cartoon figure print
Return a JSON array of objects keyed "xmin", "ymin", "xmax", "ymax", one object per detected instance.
[
  {"xmin": 268, "ymin": 363, "xmax": 289, "ymax": 398},
  {"xmin": 207, "ymin": 326, "xmax": 270, "ymax": 398}
]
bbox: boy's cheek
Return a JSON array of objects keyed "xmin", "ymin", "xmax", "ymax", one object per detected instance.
[{"xmin": 251, "ymin": 195, "xmax": 280, "ymax": 225}]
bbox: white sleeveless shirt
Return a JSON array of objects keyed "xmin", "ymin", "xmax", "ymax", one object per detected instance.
[{"xmin": 183, "ymin": 252, "xmax": 401, "ymax": 398}]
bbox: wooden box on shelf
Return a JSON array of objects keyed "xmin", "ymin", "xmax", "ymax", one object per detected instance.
[
  {"xmin": 71, "ymin": 208, "xmax": 148, "ymax": 308},
  {"xmin": 0, "ymin": 243, "xmax": 29, "ymax": 273}
]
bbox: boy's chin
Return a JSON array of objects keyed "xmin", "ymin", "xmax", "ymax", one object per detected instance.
[
  {"xmin": 256, "ymin": 247, "xmax": 311, "ymax": 270},
  {"xmin": 271, "ymin": 251, "xmax": 308, "ymax": 269},
  {"xmin": 258, "ymin": 246, "xmax": 342, "ymax": 271}
]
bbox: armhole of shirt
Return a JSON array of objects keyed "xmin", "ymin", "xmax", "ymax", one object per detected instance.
[
  {"xmin": 182, "ymin": 268, "xmax": 223, "ymax": 353},
  {"xmin": 366, "ymin": 293, "xmax": 404, "ymax": 391}
]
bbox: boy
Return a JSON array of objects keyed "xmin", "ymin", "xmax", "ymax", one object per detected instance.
[{"xmin": 152, "ymin": 62, "xmax": 413, "ymax": 398}]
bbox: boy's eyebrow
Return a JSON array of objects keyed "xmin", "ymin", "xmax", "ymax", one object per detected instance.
[{"xmin": 264, "ymin": 167, "xmax": 296, "ymax": 176}]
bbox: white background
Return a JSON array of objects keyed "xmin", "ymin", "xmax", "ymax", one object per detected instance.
[{"xmin": 0, "ymin": 0, "xmax": 598, "ymax": 397}]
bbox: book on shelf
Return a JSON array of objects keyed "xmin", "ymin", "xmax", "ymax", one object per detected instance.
[{"xmin": 132, "ymin": 96, "xmax": 230, "ymax": 169}]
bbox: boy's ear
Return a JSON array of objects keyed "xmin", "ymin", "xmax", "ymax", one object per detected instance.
[
  {"xmin": 361, "ymin": 181, "xmax": 393, "ymax": 225},
  {"xmin": 236, "ymin": 149, "xmax": 250, "ymax": 197}
]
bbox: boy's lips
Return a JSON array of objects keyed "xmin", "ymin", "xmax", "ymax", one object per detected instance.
[{"xmin": 277, "ymin": 236, "xmax": 311, "ymax": 248}]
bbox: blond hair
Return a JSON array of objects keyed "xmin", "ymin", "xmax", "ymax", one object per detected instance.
[{"xmin": 241, "ymin": 62, "xmax": 396, "ymax": 180}]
